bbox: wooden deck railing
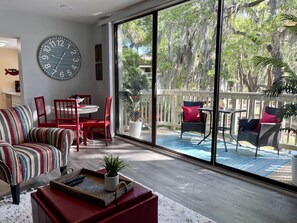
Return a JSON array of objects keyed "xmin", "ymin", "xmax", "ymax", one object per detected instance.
[{"xmin": 123, "ymin": 90, "xmax": 297, "ymax": 149}]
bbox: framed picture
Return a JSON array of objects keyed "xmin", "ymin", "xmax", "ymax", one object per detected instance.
[
  {"xmin": 95, "ymin": 44, "xmax": 102, "ymax": 62},
  {"xmin": 96, "ymin": 63, "xmax": 103, "ymax": 80}
]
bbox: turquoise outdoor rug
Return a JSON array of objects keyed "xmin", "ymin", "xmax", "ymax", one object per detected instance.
[{"xmin": 157, "ymin": 133, "xmax": 291, "ymax": 177}]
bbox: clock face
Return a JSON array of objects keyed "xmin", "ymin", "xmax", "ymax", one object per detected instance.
[{"xmin": 37, "ymin": 36, "xmax": 82, "ymax": 80}]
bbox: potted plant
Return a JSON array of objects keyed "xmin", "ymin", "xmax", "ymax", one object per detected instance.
[
  {"xmin": 101, "ymin": 155, "xmax": 128, "ymax": 191},
  {"xmin": 120, "ymin": 66, "xmax": 149, "ymax": 138}
]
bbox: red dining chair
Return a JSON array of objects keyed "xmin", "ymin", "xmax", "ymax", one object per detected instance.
[
  {"xmin": 77, "ymin": 94, "xmax": 92, "ymax": 122},
  {"xmin": 83, "ymin": 96, "xmax": 112, "ymax": 146},
  {"xmin": 34, "ymin": 96, "xmax": 57, "ymax": 127},
  {"xmin": 54, "ymin": 99, "xmax": 83, "ymax": 151}
]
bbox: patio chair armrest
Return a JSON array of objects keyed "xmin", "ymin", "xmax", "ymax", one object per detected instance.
[
  {"xmin": 201, "ymin": 112, "xmax": 207, "ymax": 123},
  {"xmin": 239, "ymin": 118, "xmax": 259, "ymax": 130},
  {"xmin": 259, "ymin": 123, "xmax": 281, "ymax": 137},
  {"xmin": 29, "ymin": 127, "xmax": 74, "ymax": 166},
  {"xmin": 0, "ymin": 140, "xmax": 22, "ymax": 185}
]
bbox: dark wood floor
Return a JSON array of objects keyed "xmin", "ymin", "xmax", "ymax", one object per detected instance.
[{"xmin": 1, "ymin": 137, "xmax": 297, "ymax": 223}]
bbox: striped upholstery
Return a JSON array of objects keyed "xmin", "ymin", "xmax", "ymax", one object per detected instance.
[
  {"xmin": 0, "ymin": 105, "xmax": 74, "ymax": 186},
  {"xmin": 14, "ymin": 143, "xmax": 62, "ymax": 182},
  {"xmin": 0, "ymin": 105, "xmax": 32, "ymax": 145},
  {"xmin": 29, "ymin": 127, "xmax": 73, "ymax": 166}
]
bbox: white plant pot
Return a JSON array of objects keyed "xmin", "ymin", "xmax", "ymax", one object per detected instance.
[
  {"xmin": 104, "ymin": 174, "xmax": 119, "ymax": 192},
  {"xmin": 292, "ymin": 155, "xmax": 297, "ymax": 185},
  {"xmin": 129, "ymin": 121, "xmax": 142, "ymax": 138}
]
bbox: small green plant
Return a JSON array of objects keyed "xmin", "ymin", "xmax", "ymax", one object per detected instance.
[{"xmin": 101, "ymin": 155, "xmax": 128, "ymax": 177}]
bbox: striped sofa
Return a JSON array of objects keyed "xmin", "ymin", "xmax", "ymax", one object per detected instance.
[{"xmin": 0, "ymin": 105, "xmax": 74, "ymax": 204}]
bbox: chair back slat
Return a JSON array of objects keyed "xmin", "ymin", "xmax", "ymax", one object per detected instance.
[
  {"xmin": 104, "ymin": 96, "xmax": 112, "ymax": 122},
  {"xmin": 54, "ymin": 99, "xmax": 79, "ymax": 124}
]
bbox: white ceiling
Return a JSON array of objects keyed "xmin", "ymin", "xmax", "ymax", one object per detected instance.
[
  {"xmin": 0, "ymin": 0, "xmax": 145, "ymax": 24},
  {"xmin": 0, "ymin": 0, "xmax": 145, "ymax": 49}
]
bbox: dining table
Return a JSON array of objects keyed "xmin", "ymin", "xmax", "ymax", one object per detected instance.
[{"xmin": 51, "ymin": 104, "xmax": 99, "ymax": 115}]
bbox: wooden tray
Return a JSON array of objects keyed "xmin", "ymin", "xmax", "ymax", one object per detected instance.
[{"xmin": 50, "ymin": 168, "xmax": 133, "ymax": 207}]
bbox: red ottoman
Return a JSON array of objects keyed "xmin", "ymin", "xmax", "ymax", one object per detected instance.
[{"xmin": 31, "ymin": 182, "xmax": 158, "ymax": 223}]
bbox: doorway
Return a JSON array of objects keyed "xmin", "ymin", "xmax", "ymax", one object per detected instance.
[{"xmin": 0, "ymin": 36, "xmax": 21, "ymax": 108}]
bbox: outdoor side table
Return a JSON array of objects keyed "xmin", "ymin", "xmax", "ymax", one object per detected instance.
[{"xmin": 197, "ymin": 107, "xmax": 247, "ymax": 151}]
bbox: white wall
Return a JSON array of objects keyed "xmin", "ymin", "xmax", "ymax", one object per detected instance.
[{"xmin": 0, "ymin": 9, "xmax": 102, "ymax": 121}]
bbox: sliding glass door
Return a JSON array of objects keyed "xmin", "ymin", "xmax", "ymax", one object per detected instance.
[
  {"xmin": 116, "ymin": 15, "xmax": 153, "ymax": 143},
  {"xmin": 115, "ymin": 0, "xmax": 297, "ymax": 190},
  {"xmin": 155, "ymin": 1, "xmax": 217, "ymax": 162}
]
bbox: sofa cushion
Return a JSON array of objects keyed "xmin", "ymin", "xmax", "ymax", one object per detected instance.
[
  {"xmin": 182, "ymin": 106, "xmax": 201, "ymax": 122},
  {"xmin": 14, "ymin": 143, "xmax": 62, "ymax": 181}
]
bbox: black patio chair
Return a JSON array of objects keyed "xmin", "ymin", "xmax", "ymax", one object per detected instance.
[
  {"xmin": 180, "ymin": 101, "xmax": 206, "ymax": 139},
  {"xmin": 236, "ymin": 106, "xmax": 281, "ymax": 157}
]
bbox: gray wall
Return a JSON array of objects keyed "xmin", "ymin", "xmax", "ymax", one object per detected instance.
[{"xmin": 0, "ymin": 9, "xmax": 104, "ymax": 121}]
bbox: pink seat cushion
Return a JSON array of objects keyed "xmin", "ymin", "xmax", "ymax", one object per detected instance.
[
  {"xmin": 182, "ymin": 106, "xmax": 201, "ymax": 122},
  {"xmin": 254, "ymin": 112, "xmax": 280, "ymax": 132}
]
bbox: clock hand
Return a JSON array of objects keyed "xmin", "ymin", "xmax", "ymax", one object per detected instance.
[
  {"xmin": 50, "ymin": 54, "xmax": 61, "ymax": 59},
  {"xmin": 54, "ymin": 52, "xmax": 66, "ymax": 70}
]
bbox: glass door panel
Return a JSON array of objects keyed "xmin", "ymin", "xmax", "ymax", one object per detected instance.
[
  {"xmin": 155, "ymin": 1, "xmax": 217, "ymax": 162},
  {"xmin": 116, "ymin": 15, "xmax": 153, "ymax": 143},
  {"xmin": 218, "ymin": 0, "xmax": 296, "ymax": 186}
]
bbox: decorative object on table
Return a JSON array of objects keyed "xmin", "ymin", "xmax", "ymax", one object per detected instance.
[
  {"xmin": 76, "ymin": 94, "xmax": 92, "ymax": 121},
  {"xmin": 50, "ymin": 168, "xmax": 133, "ymax": 207},
  {"xmin": 37, "ymin": 36, "xmax": 81, "ymax": 81},
  {"xmin": 83, "ymin": 96, "xmax": 112, "ymax": 146},
  {"xmin": 101, "ymin": 155, "xmax": 128, "ymax": 192},
  {"xmin": 0, "ymin": 105, "xmax": 74, "ymax": 204},
  {"xmin": 69, "ymin": 94, "xmax": 85, "ymax": 106},
  {"xmin": 5, "ymin": 68, "xmax": 19, "ymax": 76},
  {"xmin": 120, "ymin": 67, "xmax": 149, "ymax": 138},
  {"xmin": 34, "ymin": 96, "xmax": 57, "ymax": 127}
]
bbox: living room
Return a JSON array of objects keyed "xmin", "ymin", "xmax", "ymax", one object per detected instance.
[{"xmin": 1, "ymin": 0, "xmax": 297, "ymax": 222}]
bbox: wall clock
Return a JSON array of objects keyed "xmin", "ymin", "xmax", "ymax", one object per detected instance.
[{"xmin": 37, "ymin": 36, "xmax": 81, "ymax": 80}]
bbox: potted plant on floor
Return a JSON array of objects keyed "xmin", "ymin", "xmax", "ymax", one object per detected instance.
[
  {"xmin": 101, "ymin": 155, "xmax": 128, "ymax": 191},
  {"xmin": 120, "ymin": 66, "xmax": 149, "ymax": 138}
]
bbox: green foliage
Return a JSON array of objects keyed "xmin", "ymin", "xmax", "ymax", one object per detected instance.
[
  {"xmin": 120, "ymin": 48, "xmax": 149, "ymax": 122},
  {"xmin": 253, "ymin": 13, "xmax": 297, "ymax": 122},
  {"xmin": 253, "ymin": 56, "xmax": 295, "ymax": 76},
  {"xmin": 101, "ymin": 155, "xmax": 128, "ymax": 177}
]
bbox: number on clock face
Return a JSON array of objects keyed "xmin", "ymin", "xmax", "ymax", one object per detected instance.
[{"xmin": 37, "ymin": 36, "xmax": 82, "ymax": 80}]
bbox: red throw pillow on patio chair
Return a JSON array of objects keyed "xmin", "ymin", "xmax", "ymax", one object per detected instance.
[
  {"xmin": 236, "ymin": 106, "xmax": 281, "ymax": 157},
  {"xmin": 254, "ymin": 111, "xmax": 280, "ymax": 132},
  {"xmin": 180, "ymin": 101, "xmax": 206, "ymax": 139},
  {"xmin": 182, "ymin": 105, "xmax": 201, "ymax": 122},
  {"xmin": 83, "ymin": 96, "xmax": 112, "ymax": 146}
]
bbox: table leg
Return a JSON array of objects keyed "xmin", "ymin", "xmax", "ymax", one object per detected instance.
[{"xmin": 222, "ymin": 113, "xmax": 228, "ymax": 152}]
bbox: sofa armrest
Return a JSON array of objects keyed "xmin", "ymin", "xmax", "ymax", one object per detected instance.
[
  {"xmin": 28, "ymin": 128, "xmax": 74, "ymax": 166},
  {"xmin": 0, "ymin": 140, "xmax": 22, "ymax": 185}
]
